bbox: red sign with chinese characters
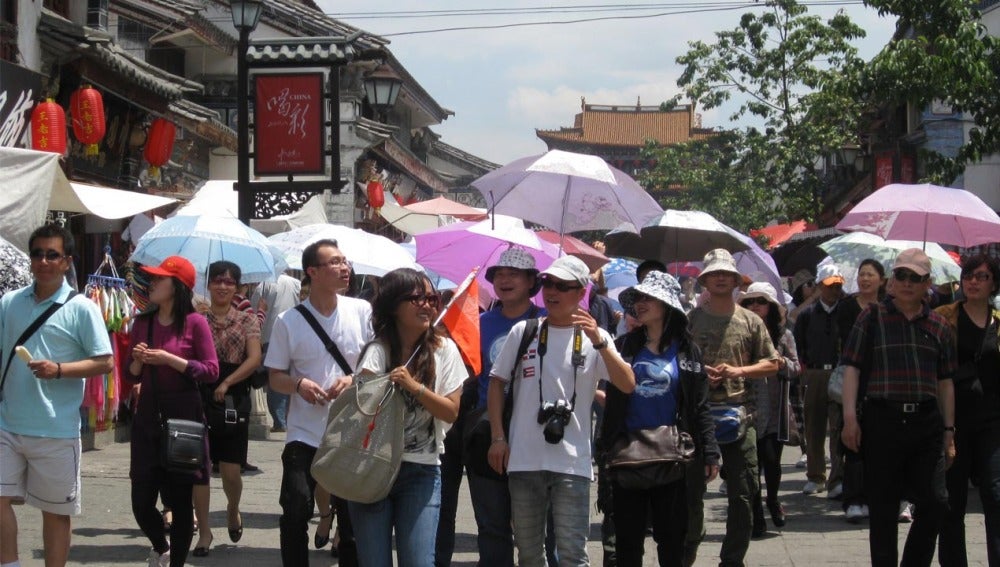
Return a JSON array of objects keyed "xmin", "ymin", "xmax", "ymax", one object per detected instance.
[
  {"xmin": 254, "ymin": 73, "xmax": 325, "ymax": 175},
  {"xmin": 875, "ymin": 151, "xmax": 894, "ymax": 189}
]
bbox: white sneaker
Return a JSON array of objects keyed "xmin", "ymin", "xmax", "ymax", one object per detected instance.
[
  {"xmin": 827, "ymin": 483, "xmax": 843, "ymax": 499},
  {"xmin": 845, "ymin": 504, "xmax": 866, "ymax": 523},
  {"xmin": 796, "ymin": 454, "xmax": 808, "ymax": 469},
  {"xmin": 898, "ymin": 502, "xmax": 913, "ymax": 523},
  {"xmin": 719, "ymin": 480, "xmax": 728, "ymax": 495},
  {"xmin": 802, "ymin": 481, "xmax": 823, "ymax": 495},
  {"xmin": 148, "ymin": 548, "xmax": 170, "ymax": 567}
]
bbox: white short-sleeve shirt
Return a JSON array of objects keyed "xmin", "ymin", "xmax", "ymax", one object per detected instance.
[
  {"xmin": 264, "ymin": 296, "xmax": 373, "ymax": 448},
  {"xmin": 356, "ymin": 337, "xmax": 467, "ymax": 465},
  {"xmin": 490, "ymin": 320, "xmax": 615, "ymax": 480}
]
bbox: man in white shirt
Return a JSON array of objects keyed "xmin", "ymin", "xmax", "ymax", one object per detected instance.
[
  {"xmin": 487, "ymin": 256, "xmax": 635, "ymax": 567},
  {"xmin": 265, "ymin": 239, "xmax": 373, "ymax": 566}
]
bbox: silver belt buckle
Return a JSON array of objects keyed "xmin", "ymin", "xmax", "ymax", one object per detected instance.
[
  {"xmin": 822, "ymin": 364, "xmax": 833, "ymax": 371},
  {"xmin": 902, "ymin": 403, "xmax": 917, "ymax": 413}
]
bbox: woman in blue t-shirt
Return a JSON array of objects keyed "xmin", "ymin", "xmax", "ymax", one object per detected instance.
[{"xmin": 600, "ymin": 271, "xmax": 720, "ymax": 567}]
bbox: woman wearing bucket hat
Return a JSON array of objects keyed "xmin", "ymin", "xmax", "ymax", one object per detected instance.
[
  {"xmin": 600, "ymin": 271, "xmax": 720, "ymax": 567},
  {"xmin": 126, "ymin": 255, "xmax": 220, "ymax": 567},
  {"xmin": 738, "ymin": 283, "xmax": 801, "ymax": 536}
]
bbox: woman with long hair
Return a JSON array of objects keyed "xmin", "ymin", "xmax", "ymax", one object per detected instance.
[
  {"xmin": 191, "ymin": 261, "xmax": 262, "ymax": 556},
  {"xmin": 739, "ymin": 283, "xmax": 800, "ymax": 536},
  {"xmin": 601, "ymin": 271, "xmax": 720, "ymax": 567},
  {"xmin": 935, "ymin": 254, "xmax": 1000, "ymax": 565},
  {"xmin": 127, "ymin": 256, "xmax": 219, "ymax": 566},
  {"xmin": 348, "ymin": 268, "xmax": 467, "ymax": 567}
]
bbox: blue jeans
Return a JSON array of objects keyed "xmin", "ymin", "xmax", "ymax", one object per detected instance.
[
  {"xmin": 267, "ymin": 386, "xmax": 289, "ymax": 429},
  {"xmin": 468, "ymin": 471, "xmax": 514, "ymax": 567},
  {"xmin": 350, "ymin": 462, "xmax": 442, "ymax": 567},
  {"xmin": 509, "ymin": 471, "xmax": 591, "ymax": 567}
]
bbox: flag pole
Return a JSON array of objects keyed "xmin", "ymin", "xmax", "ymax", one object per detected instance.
[{"xmin": 403, "ymin": 266, "xmax": 480, "ymax": 369}]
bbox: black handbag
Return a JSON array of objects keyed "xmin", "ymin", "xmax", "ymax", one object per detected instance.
[
  {"xmin": 203, "ymin": 362, "xmax": 250, "ymax": 434},
  {"xmin": 147, "ymin": 319, "xmax": 207, "ymax": 475},
  {"xmin": 462, "ymin": 318, "xmax": 539, "ymax": 481},
  {"xmin": 607, "ymin": 425, "xmax": 696, "ymax": 490}
]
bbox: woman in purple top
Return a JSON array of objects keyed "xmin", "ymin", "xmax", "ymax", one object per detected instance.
[{"xmin": 127, "ymin": 256, "xmax": 219, "ymax": 567}]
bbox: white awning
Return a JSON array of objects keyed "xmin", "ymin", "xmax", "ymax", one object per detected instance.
[{"xmin": 50, "ymin": 181, "xmax": 176, "ymax": 219}]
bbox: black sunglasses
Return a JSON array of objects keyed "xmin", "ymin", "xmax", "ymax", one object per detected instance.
[
  {"xmin": 29, "ymin": 249, "xmax": 65, "ymax": 261},
  {"xmin": 740, "ymin": 297, "xmax": 771, "ymax": 307},
  {"xmin": 403, "ymin": 293, "xmax": 440, "ymax": 308},
  {"xmin": 540, "ymin": 279, "xmax": 582, "ymax": 292},
  {"xmin": 893, "ymin": 269, "xmax": 929, "ymax": 284}
]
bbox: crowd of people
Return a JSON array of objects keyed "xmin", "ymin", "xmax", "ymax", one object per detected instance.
[{"xmin": 1, "ymin": 222, "xmax": 998, "ymax": 567}]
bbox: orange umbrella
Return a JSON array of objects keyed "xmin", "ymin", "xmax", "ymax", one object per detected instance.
[
  {"xmin": 751, "ymin": 220, "xmax": 816, "ymax": 249},
  {"xmin": 536, "ymin": 230, "xmax": 609, "ymax": 272}
]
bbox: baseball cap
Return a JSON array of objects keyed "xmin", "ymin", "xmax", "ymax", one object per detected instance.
[
  {"xmin": 141, "ymin": 255, "xmax": 196, "ymax": 290},
  {"xmin": 540, "ymin": 255, "xmax": 590, "ymax": 287},
  {"xmin": 816, "ymin": 263, "xmax": 845, "ymax": 286},
  {"xmin": 894, "ymin": 248, "xmax": 932, "ymax": 277}
]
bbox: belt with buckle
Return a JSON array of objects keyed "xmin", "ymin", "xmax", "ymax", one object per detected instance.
[{"xmin": 867, "ymin": 398, "xmax": 936, "ymax": 413}]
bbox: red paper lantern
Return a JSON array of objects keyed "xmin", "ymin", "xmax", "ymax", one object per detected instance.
[
  {"xmin": 143, "ymin": 118, "xmax": 176, "ymax": 176},
  {"xmin": 367, "ymin": 180, "xmax": 385, "ymax": 213},
  {"xmin": 30, "ymin": 99, "xmax": 67, "ymax": 154},
  {"xmin": 70, "ymin": 85, "xmax": 106, "ymax": 156}
]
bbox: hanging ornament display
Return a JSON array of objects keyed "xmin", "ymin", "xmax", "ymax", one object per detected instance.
[
  {"xmin": 70, "ymin": 85, "xmax": 106, "ymax": 156},
  {"xmin": 143, "ymin": 118, "xmax": 176, "ymax": 177},
  {"xmin": 367, "ymin": 179, "xmax": 385, "ymax": 214},
  {"xmin": 30, "ymin": 99, "xmax": 67, "ymax": 155}
]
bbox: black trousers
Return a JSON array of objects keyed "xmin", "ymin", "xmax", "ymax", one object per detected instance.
[
  {"xmin": 938, "ymin": 422, "xmax": 1000, "ymax": 567},
  {"xmin": 862, "ymin": 400, "xmax": 948, "ymax": 567},
  {"xmin": 613, "ymin": 477, "xmax": 687, "ymax": 567},
  {"xmin": 132, "ymin": 473, "xmax": 194, "ymax": 567}
]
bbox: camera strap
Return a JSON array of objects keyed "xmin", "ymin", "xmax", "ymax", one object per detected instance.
[{"xmin": 535, "ymin": 320, "xmax": 583, "ymax": 411}]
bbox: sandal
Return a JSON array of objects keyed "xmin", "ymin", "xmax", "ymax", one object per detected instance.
[{"xmin": 314, "ymin": 511, "xmax": 333, "ymax": 548}]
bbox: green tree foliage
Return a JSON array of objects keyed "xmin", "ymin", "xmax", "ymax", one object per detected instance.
[
  {"xmin": 642, "ymin": 0, "xmax": 866, "ymax": 228},
  {"xmin": 858, "ymin": 1, "xmax": 1000, "ymax": 184}
]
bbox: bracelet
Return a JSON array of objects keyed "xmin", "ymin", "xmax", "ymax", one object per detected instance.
[
  {"xmin": 295, "ymin": 377, "xmax": 304, "ymax": 394},
  {"xmin": 56, "ymin": 362, "xmax": 62, "ymax": 379},
  {"xmin": 416, "ymin": 384, "xmax": 426, "ymax": 400},
  {"xmin": 491, "ymin": 437, "xmax": 507, "ymax": 444}
]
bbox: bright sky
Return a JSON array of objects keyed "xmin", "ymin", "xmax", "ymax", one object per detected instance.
[{"xmin": 319, "ymin": 1, "xmax": 897, "ymax": 166}]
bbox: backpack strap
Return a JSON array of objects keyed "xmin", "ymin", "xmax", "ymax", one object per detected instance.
[{"xmin": 295, "ymin": 304, "xmax": 353, "ymax": 376}]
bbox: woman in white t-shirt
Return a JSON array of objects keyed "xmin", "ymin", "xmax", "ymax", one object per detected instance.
[{"xmin": 349, "ymin": 268, "xmax": 467, "ymax": 567}]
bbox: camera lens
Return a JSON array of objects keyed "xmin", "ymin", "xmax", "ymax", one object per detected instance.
[{"xmin": 543, "ymin": 414, "xmax": 565, "ymax": 444}]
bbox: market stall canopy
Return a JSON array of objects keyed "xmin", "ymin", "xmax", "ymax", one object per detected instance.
[{"xmin": 0, "ymin": 146, "xmax": 176, "ymax": 251}]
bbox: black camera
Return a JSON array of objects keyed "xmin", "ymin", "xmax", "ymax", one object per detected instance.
[{"xmin": 537, "ymin": 400, "xmax": 573, "ymax": 444}]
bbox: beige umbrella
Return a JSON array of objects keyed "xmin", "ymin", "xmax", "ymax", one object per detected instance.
[{"xmin": 379, "ymin": 196, "xmax": 486, "ymax": 235}]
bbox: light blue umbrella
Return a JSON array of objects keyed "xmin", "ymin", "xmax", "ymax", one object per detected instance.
[
  {"xmin": 131, "ymin": 214, "xmax": 287, "ymax": 293},
  {"xmin": 603, "ymin": 257, "xmax": 639, "ymax": 290}
]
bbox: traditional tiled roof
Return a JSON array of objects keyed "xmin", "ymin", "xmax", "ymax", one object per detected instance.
[
  {"xmin": 113, "ymin": 0, "xmax": 236, "ymax": 54},
  {"xmin": 255, "ymin": 0, "xmax": 387, "ymax": 51},
  {"xmin": 537, "ymin": 101, "xmax": 713, "ymax": 148}
]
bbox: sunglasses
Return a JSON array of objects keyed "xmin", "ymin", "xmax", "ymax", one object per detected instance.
[
  {"xmin": 404, "ymin": 293, "xmax": 441, "ymax": 309},
  {"xmin": 210, "ymin": 277, "xmax": 238, "ymax": 287},
  {"xmin": 893, "ymin": 269, "xmax": 929, "ymax": 284},
  {"xmin": 540, "ymin": 279, "xmax": 583, "ymax": 292},
  {"xmin": 962, "ymin": 272, "xmax": 992, "ymax": 282},
  {"xmin": 740, "ymin": 297, "xmax": 771, "ymax": 307},
  {"xmin": 29, "ymin": 249, "xmax": 65, "ymax": 261}
]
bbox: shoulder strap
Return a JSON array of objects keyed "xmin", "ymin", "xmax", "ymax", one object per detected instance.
[
  {"xmin": 506, "ymin": 317, "xmax": 540, "ymax": 407},
  {"xmin": 1, "ymin": 291, "xmax": 79, "ymax": 393},
  {"xmin": 295, "ymin": 304, "xmax": 353, "ymax": 376}
]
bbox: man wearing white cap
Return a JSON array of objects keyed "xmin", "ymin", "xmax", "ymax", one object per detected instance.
[
  {"xmin": 487, "ymin": 255, "xmax": 635, "ymax": 567},
  {"xmin": 840, "ymin": 248, "xmax": 956, "ymax": 566},
  {"xmin": 686, "ymin": 249, "xmax": 780, "ymax": 567},
  {"xmin": 793, "ymin": 262, "xmax": 847, "ymax": 496}
]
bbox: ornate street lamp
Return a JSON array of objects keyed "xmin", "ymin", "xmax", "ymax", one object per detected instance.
[
  {"xmin": 233, "ymin": 0, "xmax": 264, "ymax": 224},
  {"xmin": 363, "ymin": 64, "xmax": 402, "ymax": 123}
]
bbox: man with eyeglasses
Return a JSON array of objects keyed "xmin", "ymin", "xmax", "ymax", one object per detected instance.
[
  {"xmin": 1, "ymin": 223, "xmax": 114, "ymax": 567},
  {"xmin": 264, "ymin": 239, "xmax": 373, "ymax": 566},
  {"xmin": 487, "ymin": 255, "xmax": 635, "ymax": 567},
  {"xmin": 840, "ymin": 248, "xmax": 956, "ymax": 567},
  {"xmin": 793, "ymin": 262, "xmax": 847, "ymax": 497}
]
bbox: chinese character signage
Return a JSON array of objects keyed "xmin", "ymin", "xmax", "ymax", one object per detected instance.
[{"xmin": 254, "ymin": 73, "xmax": 325, "ymax": 175}]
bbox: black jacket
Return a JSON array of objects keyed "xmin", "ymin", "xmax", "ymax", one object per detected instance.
[
  {"xmin": 599, "ymin": 335, "xmax": 720, "ymax": 467},
  {"xmin": 793, "ymin": 300, "xmax": 843, "ymax": 368}
]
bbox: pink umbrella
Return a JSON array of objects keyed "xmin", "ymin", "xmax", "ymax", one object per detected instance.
[
  {"xmin": 536, "ymin": 230, "xmax": 609, "ymax": 272},
  {"xmin": 836, "ymin": 183, "xmax": 1000, "ymax": 247}
]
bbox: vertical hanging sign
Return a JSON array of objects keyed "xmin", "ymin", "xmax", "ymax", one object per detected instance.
[{"xmin": 254, "ymin": 73, "xmax": 325, "ymax": 175}]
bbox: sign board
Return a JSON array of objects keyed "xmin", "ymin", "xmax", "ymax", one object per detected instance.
[
  {"xmin": 253, "ymin": 73, "xmax": 325, "ymax": 175},
  {"xmin": 0, "ymin": 60, "xmax": 45, "ymax": 148}
]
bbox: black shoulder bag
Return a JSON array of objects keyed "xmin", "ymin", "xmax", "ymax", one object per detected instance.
[
  {"xmin": 462, "ymin": 317, "xmax": 540, "ymax": 480},
  {"xmin": 147, "ymin": 318, "xmax": 207, "ymax": 475},
  {"xmin": 0, "ymin": 291, "xmax": 78, "ymax": 403},
  {"xmin": 295, "ymin": 304, "xmax": 354, "ymax": 376}
]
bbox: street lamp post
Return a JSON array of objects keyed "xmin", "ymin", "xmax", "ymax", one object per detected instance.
[
  {"xmin": 363, "ymin": 64, "xmax": 402, "ymax": 123},
  {"xmin": 233, "ymin": 0, "xmax": 264, "ymax": 225}
]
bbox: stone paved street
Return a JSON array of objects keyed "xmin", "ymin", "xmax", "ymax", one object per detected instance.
[{"xmin": 7, "ymin": 434, "xmax": 989, "ymax": 566}]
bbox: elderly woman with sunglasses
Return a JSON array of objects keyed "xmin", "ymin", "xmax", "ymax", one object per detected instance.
[
  {"xmin": 934, "ymin": 254, "xmax": 1000, "ymax": 565},
  {"xmin": 738, "ymin": 283, "xmax": 801, "ymax": 536},
  {"xmin": 348, "ymin": 268, "xmax": 468, "ymax": 567},
  {"xmin": 600, "ymin": 271, "xmax": 720, "ymax": 567}
]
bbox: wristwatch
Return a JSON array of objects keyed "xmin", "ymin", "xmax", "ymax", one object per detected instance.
[{"xmin": 592, "ymin": 339, "xmax": 609, "ymax": 350}]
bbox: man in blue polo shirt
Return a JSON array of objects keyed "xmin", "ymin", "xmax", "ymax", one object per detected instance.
[{"xmin": 0, "ymin": 224, "xmax": 114, "ymax": 567}]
